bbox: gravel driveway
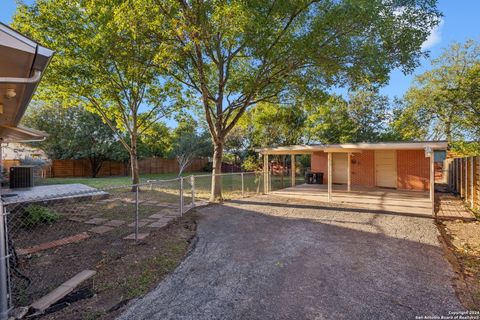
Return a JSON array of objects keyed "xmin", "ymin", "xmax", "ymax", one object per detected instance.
[{"xmin": 118, "ymin": 195, "xmax": 464, "ymax": 320}]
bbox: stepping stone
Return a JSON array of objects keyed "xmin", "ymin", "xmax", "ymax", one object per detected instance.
[
  {"xmin": 89, "ymin": 225, "xmax": 114, "ymax": 234},
  {"xmin": 123, "ymin": 232, "xmax": 149, "ymax": 240},
  {"xmin": 127, "ymin": 221, "xmax": 150, "ymax": 228},
  {"xmin": 148, "ymin": 221, "xmax": 168, "ymax": 228},
  {"xmin": 84, "ymin": 218, "xmax": 108, "ymax": 225},
  {"xmin": 68, "ymin": 216, "xmax": 85, "ymax": 222},
  {"xmin": 104, "ymin": 219, "xmax": 126, "ymax": 227},
  {"xmin": 31, "ymin": 270, "xmax": 96, "ymax": 312},
  {"xmin": 159, "ymin": 208, "xmax": 177, "ymax": 215},
  {"xmin": 148, "ymin": 213, "xmax": 165, "ymax": 219}
]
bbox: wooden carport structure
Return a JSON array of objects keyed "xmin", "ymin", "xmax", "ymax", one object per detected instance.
[{"xmin": 257, "ymin": 141, "xmax": 449, "ymax": 216}]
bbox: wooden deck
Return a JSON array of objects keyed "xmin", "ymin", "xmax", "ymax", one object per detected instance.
[{"xmin": 271, "ymin": 183, "xmax": 432, "ymax": 216}]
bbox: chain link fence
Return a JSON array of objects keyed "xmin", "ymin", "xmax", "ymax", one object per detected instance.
[{"xmin": 0, "ymin": 171, "xmax": 264, "ymax": 317}]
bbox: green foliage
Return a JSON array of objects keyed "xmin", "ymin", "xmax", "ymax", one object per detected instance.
[
  {"xmin": 306, "ymin": 89, "xmax": 393, "ymax": 144},
  {"xmin": 246, "ymin": 102, "xmax": 307, "ymax": 147},
  {"xmin": 170, "ymin": 116, "xmax": 213, "ymax": 175},
  {"xmin": 393, "ymin": 40, "xmax": 480, "ymax": 143},
  {"xmin": 138, "ymin": 122, "xmax": 173, "ymax": 158},
  {"xmin": 241, "ymin": 156, "xmax": 261, "ymax": 172},
  {"xmin": 22, "ymin": 104, "xmax": 127, "ymax": 177},
  {"xmin": 450, "ymin": 141, "xmax": 480, "ymax": 157},
  {"xmin": 13, "ymin": 0, "xmax": 181, "ymax": 184},
  {"xmin": 125, "ymin": 0, "xmax": 440, "ymax": 199},
  {"xmin": 22, "ymin": 205, "xmax": 59, "ymax": 228}
]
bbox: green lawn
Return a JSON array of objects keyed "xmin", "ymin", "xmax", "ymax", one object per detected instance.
[
  {"xmin": 36, "ymin": 172, "xmax": 300, "ymax": 201},
  {"xmin": 37, "ymin": 172, "xmax": 208, "ymax": 188}
]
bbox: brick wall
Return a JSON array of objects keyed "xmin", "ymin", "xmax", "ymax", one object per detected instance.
[
  {"xmin": 351, "ymin": 151, "xmax": 375, "ymax": 187},
  {"xmin": 396, "ymin": 150, "xmax": 430, "ymax": 191},
  {"xmin": 311, "ymin": 151, "xmax": 328, "ymax": 183},
  {"xmin": 310, "ymin": 149, "xmax": 430, "ymax": 191}
]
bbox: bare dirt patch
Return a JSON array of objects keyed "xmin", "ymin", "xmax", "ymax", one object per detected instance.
[
  {"xmin": 437, "ymin": 219, "xmax": 480, "ymax": 310},
  {"xmin": 13, "ymin": 212, "xmax": 198, "ymax": 319}
]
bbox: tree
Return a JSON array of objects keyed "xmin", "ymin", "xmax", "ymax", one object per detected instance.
[
  {"xmin": 171, "ymin": 131, "xmax": 212, "ymax": 176},
  {"xmin": 22, "ymin": 104, "xmax": 125, "ymax": 177},
  {"xmin": 139, "ymin": 122, "xmax": 173, "ymax": 158},
  {"xmin": 462, "ymin": 60, "xmax": 480, "ymax": 138},
  {"xmin": 13, "ymin": 0, "xmax": 180, "ymax": 186},
  {"xmin": 170, "ymin": 116, "xmax": 212, "ymax": 176},
  {"xmin": 393, "ymin": 40, "xmax": 480, "ymax": 143},
  {"xmin": 131, "ymin": 0, "xmax": 440, "ymax": 200}
]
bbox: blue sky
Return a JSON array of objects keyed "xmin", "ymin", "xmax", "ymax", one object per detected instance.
[{"xmin": 1, "ymin": 0, "xmax": 479, "ymax": 102}]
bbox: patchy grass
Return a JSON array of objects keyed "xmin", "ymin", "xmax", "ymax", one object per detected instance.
[
  {"xmin": 41, "ymin": 212, "xmax": 199, "ymax": 320},
  {"xmin": 116, "ymin": 240, "xmax": 186, "ymax": 299},
  {"xmin": 36, "ymin": 171, "xmax": 268, "ymax": 202}
]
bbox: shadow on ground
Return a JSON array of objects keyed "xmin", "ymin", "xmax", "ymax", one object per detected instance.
[{"xmin": 118, "ymin": 196, "xmax": 464, "ymax": 320}]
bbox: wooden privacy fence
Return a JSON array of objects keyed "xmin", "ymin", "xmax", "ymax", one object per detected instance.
[
  {"xmin": 448, "ymin": 157, "xmax": 480, "ymax": 211},
  {"xmin": 49, "ymin": 157, "xmax": 209, "ymax": 178}
]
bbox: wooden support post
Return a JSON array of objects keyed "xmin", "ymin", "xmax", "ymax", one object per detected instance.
[
  {"xmin": 429, "ymin": 153, "xmax": 435, "ymax": 216},
  {"xmin": 328, "ymin": 152, "xmax": 332, "ymax": 202},
  {"xmin": 471, "ymin": 156, "xmax": 474, "ymax": 208},
  {"xmin": 263, "ymin": 154, "xmax": 268, "ymax": 194},
  {"xmin": 291, "ymin": 154, "xmax": 296, "ymax": 187},
  {"xmin": 453, "ymin": 159, "xmax": 456, "ymax": 192},
  {"xmin": 430, "ymin": 153, "xmax": 434, "ymax": 202},
  {"xmin": 460, "ymin": 159, "xmax": 464, "ymax": 198},
  {"xmin": 463, "ymin": 158, "xmax": 468, "ymax": 202},
  {"xmin": 347, "ymin": 152, "xmax": 351, "ymax": 192}
]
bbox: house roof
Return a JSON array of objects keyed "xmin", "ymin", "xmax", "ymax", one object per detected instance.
[
  {"xmin": 256, "ymin": 141, "xmax": 449, "ymax": 155},
  {"xmin": 0, "ymin": 22, "xmax": 53, "ymax": 142}
]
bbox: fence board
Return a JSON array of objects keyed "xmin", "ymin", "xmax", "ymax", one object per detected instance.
[{"xmin": 49, "ymin": 158, "xmax": 208, "ymax": 178}]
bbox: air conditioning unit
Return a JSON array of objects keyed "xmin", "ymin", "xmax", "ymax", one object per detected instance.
[{"xmin": 9, "ymin": 166, "xmax": 34, "ymax": 189}]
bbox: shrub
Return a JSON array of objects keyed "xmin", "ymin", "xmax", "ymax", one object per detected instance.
[
  {"xmin": 22, "ymin": 205, "xmax": 59, "ymax": 228},
  {"xmin": 202, "ymin": 162, "xmax": 213, "ymax": 172},
  {"xmin": 242, "ymin": 156, "xmax": 261, "ymax": 172}
]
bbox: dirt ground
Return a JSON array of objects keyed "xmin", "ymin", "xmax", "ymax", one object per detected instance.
[
  {"xmin": 11, "ymin": 211, "xmax": 198, "ymax": 320},
  {"xmin": 438, "ymin": 218, "xmax": 480, "ymax": 310}
]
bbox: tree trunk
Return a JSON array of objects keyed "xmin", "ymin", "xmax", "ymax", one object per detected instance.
[
  {"xmin": 89, "ymin": 157, "xmax": 103, "ymax": 178},
  {"xmin": 130, "ymin": 134, "xmax": 140, "ymax": 191},
  {"xmin": 210, "ymin": 142, "xmax": 223, "ymax": 201}
]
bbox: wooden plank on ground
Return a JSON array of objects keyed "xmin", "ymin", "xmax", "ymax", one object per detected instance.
[{"xmin": 30, "ymin": 270, "xmax": 96, "ymax": 312}]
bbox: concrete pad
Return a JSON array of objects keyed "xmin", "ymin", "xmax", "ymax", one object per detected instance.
[
  {"xmin": 148, "ymin": 213, "xmax": 165, "ymax": 219},
  {"xmin": 104, "ymin": 219, "xmax": 126, "ymax": 227},
  {"xmin": 68, "ymin": 216, "xmax": 85, "ymax": 222},
  {"xmin": 148, "ymin": 221, "xmax": 168, "ymax": 228},
  {"xmin": 84, "ymin": 218, "xmax": 108, "ymax": 225},
  {"xmin": 127, "ymin": 221, "xmax": 150, "ymax": 228},
  {"xmin": 123, "ymin": 232, "xmax": 149, "ymax": 240},
  {"xmin": 89, "ymin": 225, "xmax": 114, "ymax": 234}
]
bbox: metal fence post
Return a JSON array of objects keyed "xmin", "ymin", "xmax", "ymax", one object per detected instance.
[
  {"xmin": 190, "ymin": 175, "xmax": 195, "ymax": 207},
  {"xmin": 0, "ymin": 201, "xmax": 9, "ymax": 320},
  {"xmin": 135, "ymin": 185, "xmax": 139, "ymax": 243},
  {"xmin": 241, "ymin": 172, "xmax": 245, "ymax": 197},
  {"xmin": 180, "ymin": 177, "xmax": 184, "ymax": 216}
]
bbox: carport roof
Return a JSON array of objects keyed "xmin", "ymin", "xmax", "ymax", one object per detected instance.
[{"xmin": 256, "ymin": 141, "xmax": 448, "ymax": 155}]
